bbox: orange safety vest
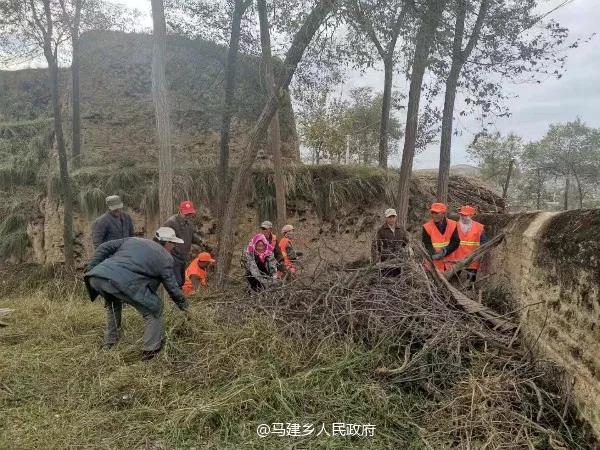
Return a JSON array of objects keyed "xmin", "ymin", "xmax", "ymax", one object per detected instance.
[
  {"xmin": 423, "ymin": 219, "xmax": 457, "ymax": 271},
  {"xmin": 278, "ymin": 237, "xmax": 295, "ymax": 271},
  {"xmin": 448, "ymin": 221, "xmax": 484, "ymax": 270},
  {"xmin": 182, "ymin": 257, "xmax": 209, "ymax": 295}
]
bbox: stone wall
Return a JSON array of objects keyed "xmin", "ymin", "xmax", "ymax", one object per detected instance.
[{"xmin": 481, "ymin": 210, "xmax": 600, "ymax": 438}]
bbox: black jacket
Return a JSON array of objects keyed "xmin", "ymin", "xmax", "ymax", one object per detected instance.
[
  {"xmin": 372, "ymin": 225, "xmax": 408, "ymax": 262},
  {"xmin": 163, "ymin": 214, "xmax": 205, "ymax": 264},
  {"xmin": 422, "ymin": 219, "xmax": 460, "ymax": 257},
  {"xmin": 91, "ymin": 212, "xmax": 135, "ymax": 249}
]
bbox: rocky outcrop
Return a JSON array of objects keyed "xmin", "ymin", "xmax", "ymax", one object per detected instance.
[{"xmin": 481, "ymin": 210, "xmax": 600, "ymax": 438}]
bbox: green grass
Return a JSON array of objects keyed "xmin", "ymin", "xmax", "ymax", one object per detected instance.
[{"xmin": 0, "ymin": 286, "xmax": 425, "ymax": 449}]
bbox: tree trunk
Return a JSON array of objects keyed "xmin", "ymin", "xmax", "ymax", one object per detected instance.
[
  {"xmin": 501, "ymin": 158, "xmax": 514, "ymax": 201},
  {"xmin": 257, "ymin": 0, "xmax": 286, "ymax": 229},
  {"xmin": 437, "ymin": 68, "xmax": 460, "ymax": 204},
  {"xmin": 41, "ymin": 0, "xmax": 74, "ymax": 268},
  {"xmin": 536, "ymin": 168, "xmax": 542, "ymax": 210},
  {"xmin": 563, "ymin": 176, "xmax": 569, "ymax": 211},
  {"xmin": 70, "ymin": 0, "xmax": 82, "ymax": 168},
  {"xmin": 436, "ymin": 0, "xmax": 488, "ymax": 204},
  {"xmin": 151, "ymin": 0, "xmax": 173, "ymax": 223},
  {"xmin": 218, "ymin": 0, "xmax": 247, "ymax": 219},
  {"xmin": 215, "ymin": 0, "xmax": 337, "ymax": 286},
  {"xmin": 378, "ymin": 59, "xmax": 393, "ymax": 169},
  {"xmin": 573, "ymin": 171, "xmax": 584, "ymax": 209},
  {"xmin": 396, "ymin": 0, "xmax": 447, "ymax": 227},
  {"xmin": 48, "ymin": 57, "xmax": 75, "ymax": 267}
]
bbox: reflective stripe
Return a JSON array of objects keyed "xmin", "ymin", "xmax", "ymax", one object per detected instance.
[
  {"xmin": 432, "ymin": 242, "xmax": 449, "ymax": 248},
  {"xmin": 460, "ymin": 241, "xmax": 480, "ymax": 246}
]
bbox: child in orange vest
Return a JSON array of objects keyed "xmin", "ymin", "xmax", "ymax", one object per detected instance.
[{"xmin": 182, "ymin": 252, "xmax": 215, "ymax": 296}]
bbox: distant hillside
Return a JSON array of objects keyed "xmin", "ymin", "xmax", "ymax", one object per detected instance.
[{"xmin": 415, "ymin": 164, "xmax": 482, "ymax": 178}]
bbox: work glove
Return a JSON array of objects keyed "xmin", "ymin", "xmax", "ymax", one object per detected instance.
[{"xmin": 431, "ymin": 252, "xmax": 444, "ymax": 261}]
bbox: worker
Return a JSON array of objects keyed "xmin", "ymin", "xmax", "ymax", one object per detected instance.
[
  {"xmin": 278, "ymin": 224, "xmax": 300, "ymax": 276},
  {"xmin": 242, "ymin": 233, "xmax": 278, "ymax": 292},
  {"xmin": 259, "ymin": 220, "xmax": 283, "ymax": 261},
  {"xmin": 448, "ymin": 205, "xmax": 488, "ymax": 282},
  {"xmin": 163, "ymin": 200, "xmax": 207, "ymax": 287},
  {"xmin": 182, "ymin": 252, "xmax": 215, "ymax": 295},
  {"xmin": 371, "ymin": 208, "xmax": 408, "ymax": 263},
  {"xmin": 91, "ymin": 195, "xmax": 135, "ymax": 249},
  {"xmin": 84, "ymin": 227, "xmax": 189, "ymax": 361},
  {"xmin": 422, "ymin": 202, "xmax": 460, "ymax": 272}
]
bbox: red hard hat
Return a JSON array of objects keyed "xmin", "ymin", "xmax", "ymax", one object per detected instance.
[{"xmin": 179, "ymin": 200, "xmax": 197, "ymax": 215}]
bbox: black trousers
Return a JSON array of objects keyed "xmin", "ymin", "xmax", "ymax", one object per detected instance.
[
  {"xmin": 173, "ymin": 259, "xmax": 186, "ymax": 287},
  {"xmin": 246, "ymin": 275, "xmax": 267, "ymax": 292}
]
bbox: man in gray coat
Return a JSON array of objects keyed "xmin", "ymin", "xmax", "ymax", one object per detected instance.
[
  {"xmin": 163, "ymin": 200, "xmax": 207, "ymax": 287},
  {"xmin": 91, "ymin": 195, "xmax": 135, "ymax": 249},
  {"xmin": 85, "ymin": 227, "xmax": 189, "ymax": 360}
]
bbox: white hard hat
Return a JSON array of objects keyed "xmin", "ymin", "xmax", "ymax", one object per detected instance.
[
  {"xmin": 282, "ymin": 224, "xmax": 294, "ymax": 233},
  {"xmin": 260, "ymin": 220, "xmax": 273, "ymax": 229},
  {"xmin": 385, "ymin": 208, "xmax": 397, "ymax": 218},
  {"xmin": 155, "ymin": 227, "xmax": 184, "ymax": 244}
]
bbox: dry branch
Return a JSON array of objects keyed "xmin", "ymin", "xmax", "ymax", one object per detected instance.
[
  {"xmin": 418, "ymin": 243, "xmax": 517, "ymax": 332},
  {"xmin": 444, "ymin": 232, "xmax": 505, "ymax": 279}
]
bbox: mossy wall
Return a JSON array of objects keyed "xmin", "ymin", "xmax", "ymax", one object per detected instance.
[{"xmin": 481, "ymin": 210, "xmax": 600, "ymax": 438}]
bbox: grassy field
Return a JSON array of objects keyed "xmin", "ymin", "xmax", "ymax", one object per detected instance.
[{"xmin": 0, "ymin": 283, "xmax": 426, "ymax": 450}]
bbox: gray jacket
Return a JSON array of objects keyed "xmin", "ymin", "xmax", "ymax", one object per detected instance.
[
  {"xmin": 241, "ymin": 250, "xmax": 278, "ymax": 283},
  {"xmin": 163, "ymin": 214, "xmax": 204, "ymax": 263},
  {"xmin": 92, "ymin": 211, "xmax": 135, "ymax": 249},
  {"xmin": 84, "ymin": 237, "xmax": 187, "ymax": 316}
]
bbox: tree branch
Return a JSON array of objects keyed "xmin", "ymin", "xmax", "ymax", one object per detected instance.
[
  {"xmin": 350, "ymin": 0, "xmax": 386, "ymax": 59},
  {"xmin": 461, "ymin": 0, "xmax": 491, "ymax": 61},
  {"xmin": 444, "ymin": 232, "xmax": 505, "ymax": 279}
]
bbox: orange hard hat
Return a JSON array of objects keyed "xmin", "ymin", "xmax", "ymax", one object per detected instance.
[
  {"xmin": 459, "ymin": 205, "xmax": 476, "ymax": 216},
  {"xmin": 430, "ymin": 202, "xmax": 447, "ymax": 213},
  {"xmin": 197, "ymin": 252, "xmax": 215, "ymax": 263}
]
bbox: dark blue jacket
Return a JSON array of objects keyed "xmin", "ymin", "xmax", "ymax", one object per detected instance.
[
  {"xmin": 91, "ymin": 212, "xmax": 135, "ymax": 249},
  {"xmin": 85, "ymin": 238, "xmax": 187, "ymax": 316}
]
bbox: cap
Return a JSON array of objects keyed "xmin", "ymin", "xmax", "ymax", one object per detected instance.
[
  {"xmin": 430, "ymin": 202, "xmax": 447, "ymax": 213},
  {"xmin": 385, "ymin": 208, "xmax": 397, "ymax": 218},
  {"xmin": 179, "ymin": 200, "xmax": 196, "ymax": 215},
  {"xmin": 155, "ymin": 226, "xmax": 184, "ymax": 244},
  {"xmin": 260, "ymin": 220, "xmax": 273, "ymax": 229},
  {"xmin": 282, "ymin": 224, "xmax": 294, "ymax": 233},
  {"xmin": 106, "ymin": 195, "xmax": 124, "ymax": 211},
  {"xmin": 197, "ymin": 252, "xmax": 215, "ymax": 263},
  {"xmin": 459, "ymin": 205, "xmax": 476, "ymax": 216}
]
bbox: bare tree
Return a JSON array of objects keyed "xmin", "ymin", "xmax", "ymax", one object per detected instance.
[
  {"xmin": 215, "ymin": 0, "xmax": 339, "ymax": 286},
  {"xmin": 58, "ymin": 0, "xmax": 82, "ymax": 168},
  {"xmin": 396, "ymin": 0, "xmax": 446, "ymax": 227},
  {"xmin": 9, "ymin": 0, "xmax": 76, "ymax": 267},
  {"xmin": 218, "ymin": 0, "xmax": 252, "ymax": 218},
  {"xmin": 257, "ymin": 0, "xmax": 286, "ymax": 228},
  {"xmin": 346, "ymin": 0, "xmax": 410, "ymax": 169},
  {"xmin": 151, "ymin": 0, "xmax": 173, "ymax": 222}
]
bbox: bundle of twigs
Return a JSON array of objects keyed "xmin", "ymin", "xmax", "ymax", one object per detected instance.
[
  {"xmin": 234, "ymin": 255, "xmax": 519, "ymax": 391},
  {"xmin": 224, "ymin": 251, "xmax": 588, "ymax": 449}
]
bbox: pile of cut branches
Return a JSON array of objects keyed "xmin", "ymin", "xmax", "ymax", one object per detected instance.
[{"xmin": 226, "ymin": 254, "xmax": 589, "ymax": 449}]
